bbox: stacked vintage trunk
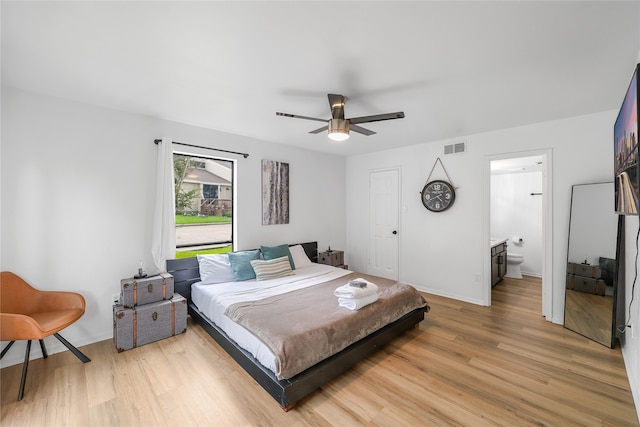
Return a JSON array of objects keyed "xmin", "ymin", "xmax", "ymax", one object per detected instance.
[
  {"xmin": 566, "ymin": 262, "xmax": 607, "ymax": 296},
  {"xmin": 113, "ymin": 273, "xmax": 187, "ymax": 351}
]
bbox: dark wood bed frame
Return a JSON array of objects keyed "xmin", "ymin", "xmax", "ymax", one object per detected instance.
[{"xmin": 166, "ymin": 241, "xmax": 426, "ymax": 410}]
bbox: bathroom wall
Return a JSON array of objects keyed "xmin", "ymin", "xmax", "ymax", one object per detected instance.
[{"xmin": 490, "ymin": 170, "xmax": 543, "ymax": 277}]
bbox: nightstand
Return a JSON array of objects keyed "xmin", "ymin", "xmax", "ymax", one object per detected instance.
[{"xmin": 318, "ymin": 250, "xmax": 347, "ymax": 269}]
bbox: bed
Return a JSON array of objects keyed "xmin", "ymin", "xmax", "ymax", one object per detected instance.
[{"xmin": 166, "ymin": 241, "xmax": 429, "ymax": 410}]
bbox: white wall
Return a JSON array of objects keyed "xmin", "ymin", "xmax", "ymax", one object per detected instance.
[
  {"xmin": 619, "ymin": 38, "xmax": 640, "ymax": 421},
  {"xmin": 491, "ymin": 171, "xmax": 543, "ymax": 276},
  {"xmin": 624, "ymin": 214, "xmax": 640, "ymax": 422},
  {"xmin": 346, "ymin": 111, "xmax": 614, "ymax": 312},
  {"xmin": 0, "ymin": 86, "xmax": 346, "ymax": 367}
]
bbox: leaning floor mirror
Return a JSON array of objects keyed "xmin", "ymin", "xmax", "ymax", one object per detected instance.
[{"xmin": 565, "ymin": 182, "xmax": 625, "ymax": 348}]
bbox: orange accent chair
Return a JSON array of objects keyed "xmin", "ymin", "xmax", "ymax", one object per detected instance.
[{"xmin": 0, "ymin": 271, "xmax": 91, "ymax": 400}]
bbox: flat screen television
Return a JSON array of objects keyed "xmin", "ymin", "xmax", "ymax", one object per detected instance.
[{"xmin": 614, "ymin": 63, "xmax": 639, "ymax": 215}]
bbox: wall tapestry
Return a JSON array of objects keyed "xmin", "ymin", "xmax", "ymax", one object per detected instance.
[{"xmin": 262, "ymin": 159, "xmax": 289, "ymax": 225}]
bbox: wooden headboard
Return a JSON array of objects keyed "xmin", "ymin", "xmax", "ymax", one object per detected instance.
[{"xmin": 166, "ymin": 241, "xmax": 318, "ymax": 303}]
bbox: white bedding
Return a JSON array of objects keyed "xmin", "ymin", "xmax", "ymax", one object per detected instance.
[{"xmin": 191, "ymin": 263, "xmax": 351, "ymax": 373}]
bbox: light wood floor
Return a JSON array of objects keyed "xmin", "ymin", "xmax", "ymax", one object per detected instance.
[{"xmin": 1, "ymin": 276, "xmax": 638, "ymax": 426}]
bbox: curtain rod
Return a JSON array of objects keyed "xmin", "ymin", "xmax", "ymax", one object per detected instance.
[{"xmin": 154, "ymin": 139, "xmax": 249, "ymax": 158}]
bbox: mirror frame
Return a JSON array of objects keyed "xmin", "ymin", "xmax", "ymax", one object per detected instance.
[{"xmin": 564, "ymin": 182, "xmax": 625, "ymax": 348}]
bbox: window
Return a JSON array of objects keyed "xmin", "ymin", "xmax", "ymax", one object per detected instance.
[
  {"xmin": 203, "ymin": 184, "xmax": 218, "ymax": 199},
  {"xmin": 173, "ymin": 153, "xmax": 234, "ymax": 258}
]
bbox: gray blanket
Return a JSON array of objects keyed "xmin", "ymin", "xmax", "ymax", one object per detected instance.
[{"xmin": 224, "ymin": 272, "xmax": 429, "ymax": 379}]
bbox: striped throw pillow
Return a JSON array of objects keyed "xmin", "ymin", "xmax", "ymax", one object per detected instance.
[{"xmin": 250, "ymin": 256, "xmax": 294, "ymax": 281}]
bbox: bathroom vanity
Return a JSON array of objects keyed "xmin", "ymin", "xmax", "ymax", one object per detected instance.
[{"xmin": 490, "ymin": 238, "xmax": 508, "ymax": 287}]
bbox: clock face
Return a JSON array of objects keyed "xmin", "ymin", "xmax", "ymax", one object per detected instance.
[{"xmin": 421, "ymin": 180, "xmax": 455, "ymax": 212}]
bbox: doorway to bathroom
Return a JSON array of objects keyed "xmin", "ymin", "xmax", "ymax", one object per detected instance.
[{"xmin": 485, "ymin": 149, "xmax": 552, "ymax": 320}]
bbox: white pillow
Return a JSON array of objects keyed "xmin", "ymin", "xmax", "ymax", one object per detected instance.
[
  {"xmin": 250, "ymin": 256, "xmax": 294, "ymax": 281},
  {"xmin": 289, "ymin": 245, "xmax": 313, "ymax": 268},
  {"xmin": 197, "ymin": 254, "xmax": 235, "ymax": 284}
]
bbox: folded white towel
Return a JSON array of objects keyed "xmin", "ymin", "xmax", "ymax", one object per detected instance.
[
  {"xmin": 333, "ymin": 278, "xmax": 379, "ymax": 299},
  {"xmin": 338, "ymin": 294, "xmax": 379, "ymax": 311}
]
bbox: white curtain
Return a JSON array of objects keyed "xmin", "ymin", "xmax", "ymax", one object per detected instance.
[{"xmin": 151, "ymin": 137, "xmax": 176, "ymax": 273}]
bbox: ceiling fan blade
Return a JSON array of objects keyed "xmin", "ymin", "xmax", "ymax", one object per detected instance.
[
  {"xmin": 328, "ymin": 94, "xmax": 346, "ymax": 120},
  {"xmin": 348, "ymin": 111, "xmax": 405, "ymax": 125},
  {"xmin": 276, "ymin": 112, "xmax": 328, "ymax": 123},
  {"xmin": 309, "ymin": 125, "xmax": 329, "ymax": 134},
  {"xmin": 350, "ymin": 124, "xmax": 376, "ymax": 136}
]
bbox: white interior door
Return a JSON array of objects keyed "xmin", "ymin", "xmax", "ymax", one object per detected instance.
[{"xmin": 369, "ymin": 168, "xmax": 400, "ymax": 280}]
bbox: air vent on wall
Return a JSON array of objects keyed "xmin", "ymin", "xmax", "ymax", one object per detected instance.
[{"xmin": 444, "ymin": 141, "xmax": 466, "ymax": 155}]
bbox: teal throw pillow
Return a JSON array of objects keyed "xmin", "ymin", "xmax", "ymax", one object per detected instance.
[
  {"xmin": 260, "ymin": 244, "xmax": 295, "ymax": 270},
  {"xmin": 228, "ymin": 249, "xmax": 261, "ymax": 281}
]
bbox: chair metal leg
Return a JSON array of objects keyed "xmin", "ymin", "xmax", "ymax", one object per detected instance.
[
  {"xmin": 18, "ymin": 340, "xmax": 32, "ymax": 401},
  {"xmin": 0, "ymin": 341, "xmax": 16, "ymax": 359},
  {"xmin": 53, "ymin": 333, "xmax": 90, "ymax": 363},
  {"xmin": 39, "ymin": 339, "xmax": 48, "ymax": 358}
]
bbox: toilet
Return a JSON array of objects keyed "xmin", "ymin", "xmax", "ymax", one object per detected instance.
[{"xmin": 505, "ymin": 253, "xmax": 524, "ymax": 279}]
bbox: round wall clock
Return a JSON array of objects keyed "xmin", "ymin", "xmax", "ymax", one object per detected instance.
[{"xmin": 421, "ymin": 180, "xmax": 455, "ymax": 212}]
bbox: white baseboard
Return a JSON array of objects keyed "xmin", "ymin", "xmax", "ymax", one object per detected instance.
[
  {"xmin": 0, "ymin": 331, "xmax": 112, "ymax": 369},
  {"xmin": 621, "ymin": 343, "xmax": 640, "ymax": 423},
  {"xmin": 412, "ymin": 284, "xmax": 485, "ymax": 306}
]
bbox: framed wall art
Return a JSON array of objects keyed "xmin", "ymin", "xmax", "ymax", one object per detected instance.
[{"xmin": 262, "ymin": 159, "xmax": 289, "ymax": 225}]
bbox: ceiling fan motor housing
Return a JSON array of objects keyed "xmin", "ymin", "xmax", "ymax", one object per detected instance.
[
  {"xmin": 329, "ymin": 118, "xmax": 349, "ymax": 133},
  {"xmin": 328, "ymin": 118, "xmax": 350, "ymax": 141}
]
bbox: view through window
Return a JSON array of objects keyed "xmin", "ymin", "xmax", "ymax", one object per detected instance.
[{"xmin": 173, "ymin": 153, "xmax": 233, "ymax": 258}]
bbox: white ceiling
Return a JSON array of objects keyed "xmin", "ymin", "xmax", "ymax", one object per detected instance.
[
  {"xmin": 490, "ymin": 155, "xmax": 545, "ymax": 174},
  {"xmin": 2, "ymin": 1, "xmax": 639, "ymax": 157}
]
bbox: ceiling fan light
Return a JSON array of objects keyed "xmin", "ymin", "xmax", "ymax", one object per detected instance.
[
  {"xmin": 328, "ymin": 119, "xmax": 350, "ymax": 142},
  {"xmin": 328, "ymin": 131, "xmax": 349, "ymax": 142}
]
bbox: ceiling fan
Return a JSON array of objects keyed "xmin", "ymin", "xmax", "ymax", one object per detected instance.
[{"xmin": 276, "ymin": 94, "xmax": 405, "ymax": 142}]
